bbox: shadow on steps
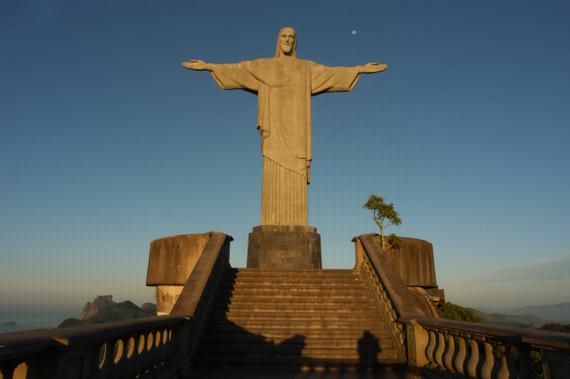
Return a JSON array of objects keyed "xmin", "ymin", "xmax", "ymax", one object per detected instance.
[{"xmin": 195, "ymin": 268, "xmax": 407, "ymax": 374}]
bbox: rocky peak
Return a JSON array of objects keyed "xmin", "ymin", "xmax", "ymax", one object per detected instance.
[{"xmin": 79, "ymin": 295, "xmax": 114, "ymax": 320}]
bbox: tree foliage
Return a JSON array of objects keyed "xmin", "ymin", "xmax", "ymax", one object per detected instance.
[
  {"xmin": 363, "ymin": 194, "xmax": 402, "ymax": 248},
  {"xmin": 387, "ymin": 233, "xmax": 401, "ymax": 250},
  {"xmin": 540, "ymin": 323, "xmax": 570, "ymax": 333},
  {"xmin": 440, "ymin": 302, "xmax": 483, "ymax": 323}
]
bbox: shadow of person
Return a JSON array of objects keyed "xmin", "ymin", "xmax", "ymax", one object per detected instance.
[
  {"xmin": 277, "ymin": 334, "xmax": 306, "ymax": 365},
  {"xmin": 357, "ymin": 330, "xmax": 380, "ymax": 374}
]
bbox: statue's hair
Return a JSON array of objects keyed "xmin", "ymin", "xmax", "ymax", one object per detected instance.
[{"xmin": 275, "ymin": 27, "xmax": 297, "ymax": 58}]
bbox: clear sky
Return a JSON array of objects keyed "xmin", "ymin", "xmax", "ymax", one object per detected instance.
[{"xmin": 1, "ymin": 0, "xmax": 569, "ymax": 316}]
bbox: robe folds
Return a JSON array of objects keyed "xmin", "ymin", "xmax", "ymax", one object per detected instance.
[{"xmin": 210, "ymin": 57, "xmax": 360, "ymax": 225}]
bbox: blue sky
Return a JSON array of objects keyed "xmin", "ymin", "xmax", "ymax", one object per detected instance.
[{"xmin": 1, "ymin": 0, "xmax": 569, "ymax": 316}]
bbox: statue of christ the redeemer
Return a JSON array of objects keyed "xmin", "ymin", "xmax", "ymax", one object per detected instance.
[{"xmin": 183, "ymin": 27, "xmax": 387, "ymax": 226}]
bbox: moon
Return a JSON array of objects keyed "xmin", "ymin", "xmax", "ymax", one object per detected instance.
[{"xmin": 352, "ymin": 30, "xmax": 357, "ymax": 35}]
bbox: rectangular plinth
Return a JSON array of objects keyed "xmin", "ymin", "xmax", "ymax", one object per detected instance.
[{"xmin": 247, "ymin": 225, "xmax": 322, "ymax": 269}]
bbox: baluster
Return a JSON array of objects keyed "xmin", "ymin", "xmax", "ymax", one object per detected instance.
[
  {"xmin": 434, "ymin": 331, "xmax": 446, "ymax": 369},
  {"xmin": 443, "ymin": 334, "xmax": 456, "ymax": 372},
  {"xmin": 496, "ymin": 344, "xmax": 510, "ymax": 379},
  {"xmin": 503, "ymin": 345, "xmax": 520, "ymax": 379},
  {"xmin": 425, "ymin": 330, "xmax": 437, "ymax": 367},
  {"xmin": 481, "ymin": 341, "xmax": 495, "ymax": 379},
  {"xmin": 542, "ymin": 352, "xmax": 552, "ymax": 379},
  {"xmin": 1, "ymin": 364, "xmax": 15, "ymax": 379},
  {"xmin": 466, "ymin": 338, "xmax": 480, "ymax": 379},
  {"xmin": 517, "ymin": 345, "xmax": 538, "ymax": 379},
  {"xmin": 454, "ymin": 336, "xmax": 467, "ymax": 375}
]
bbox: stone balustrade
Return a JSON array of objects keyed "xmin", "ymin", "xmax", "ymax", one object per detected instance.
[
  {"xmin": 403, "ymin": 318, "xmax": 570, "ymax": 379},
  {"xmin": 0, "ymin": 315, "xmax": 189, "ymax": 379},
  {"xmin": 353, "ymin": 234, "xmax": 437, "ymax": 363},
  {"xmin": 0, "ymin": 232, "xmax": 233, "ymax": 379},
  {"xmin": 356, "ymin": 238, "xmax": 406, "ymax": 354}
]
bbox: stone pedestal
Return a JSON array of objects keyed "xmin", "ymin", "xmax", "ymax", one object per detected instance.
[
  {"xmin": 247, "ymin": 225, "xmax": 322, "ymax": 269},
  {"xmin": 146, "ymin": 233, "xmax": 210, "ymax": 315},
  {"xmin": 381, "ymin": 236, "xmax": 438, "ymax": 288}
]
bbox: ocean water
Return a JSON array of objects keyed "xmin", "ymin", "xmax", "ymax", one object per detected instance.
[{"xmin": 0, "ymin": 304, "xmax": 78, "ymax": 334}]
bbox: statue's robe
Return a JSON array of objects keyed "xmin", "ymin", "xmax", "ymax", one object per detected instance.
[{"xmin": 210, "ymin": 57, "xmax": 360, "ymax": 225}]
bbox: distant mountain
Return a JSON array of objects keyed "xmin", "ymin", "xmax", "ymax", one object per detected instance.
[
  {"xmin": 503, "ymin": 303, "xmax": 570, "ymax": 324},
  {"xmin": 141, "ymin": 303, "xmax": 157, "ymax": 313},
  {"xmin": 79, "ymin": 295, "xmax": 114, "ymax": 320},
  {"xmin": 473, "ymin": 302, "xmax": 570, "ymax": 327},
  {"xmin": 59, "ymin": 296, "xmax": 156, "ymax": 328},
  {"xmin": 473, "ymin": 309, "xmax": 544, "ymax": 328}
]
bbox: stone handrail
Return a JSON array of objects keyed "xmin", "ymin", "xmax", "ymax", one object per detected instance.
[
  {"xmin": 0, "ymin": 315, "xmax": 189, "ymax": 379},
  {"xmin": 353, "ymin": 234, "xmax": 427, "ymax": 362},
  {"xmin": 403, "ymin": 317, "xmax": 570, "ymax": 379},
  {"xmin": 169, "ymin": 232, "xmax": 232, "ymax": 363},
  {"xmin": 355, "ymin": 234, "xmax": 429, "ymax": 319},
  {"xmin": 0, "ymin": 232, "xmax": 232, "ymax": 379}
]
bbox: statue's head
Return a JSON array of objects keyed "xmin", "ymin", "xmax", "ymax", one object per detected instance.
[{"xmin": 275, "ymin": 27, "xmax": 296, "ymax": 58}]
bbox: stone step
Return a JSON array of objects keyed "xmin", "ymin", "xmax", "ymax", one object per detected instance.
[
  {"xmin": 211, "ymin": 312, "xmax": 380, "ymax": 322},
  {"xmin": 227, "ymin": 269, "xmax": 359, "ymax": 276},
  {"xmin": 212, "ymin": 304, "xmax": 378, "ymax": 314},
  {"xmin": 198, "ymin": 347, "xmax": 397, "ymax": 360},
  {"xmin": 220, "ymin": 281, "xmax": 367, "ymax": 289},
  {"xmin": 221, "ymin": 291, "xmax": 372, "ymax": 298},
  {"xmin": 216, "ymin": 305, "xmax": 377, "ymax": 314},
  {"xmin": 215, "ymin": 296, "xmax": 375, "ymax": 306},
  {"xmin": 198, "ymin": 347, "xmax": 398, "ymax": 362},
  {"xmin": 203, "ymin": 327, "xmax": 389, "ymax": 340},
  {"xmin": 221, "ymin": 275, "xmax": 360, "ymax": 284},
  {"xmin": 230, "ymin": 269, "xmax": 356, "ymax": 277},
  {"xmin": 201, "ymin": 337, "xmax": 393, "ymax": 349},
  {"xmin": 196, "ymin": 355, "xmax": 404, "ymax": 369},
  {"xmin": 209, "ymin": 319, "xmax": 385, "ymax": 330},
  {"xmin": 221, "ymin": 286, "xmax": 368, "ymax": 293},
  {"xmin": 194, "ymin": 268, "xmax": 404, "ymax": 367},
  {"xmin": 217, "ymin": 288, "xmax": 371, "ymax": 301},
  {"xmin": 219, "ymin": 297, "xmax": 374, "ymax": 306}
]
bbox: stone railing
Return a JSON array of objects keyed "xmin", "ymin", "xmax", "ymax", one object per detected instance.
[
  {"xmin": 355, "ymin": 238, "xmax": 405, "ymax": 348},
  {"xmin": 169, "ymin": 232, "xmax": 232, "ymax": 361},
  {"xmin": 403, "ymin": 318, "xmax": 570, "ymax": 379},
  {"xmin": 0, "ymin": 315, "xmax": 189, "ymax": 379},
  {"xmin": 0, "ymin": 232, "xmax": 233, "ymax": 379},
  {"xmin": 354, "ymin": 234, "xmax": 430, "ymax": 362}
]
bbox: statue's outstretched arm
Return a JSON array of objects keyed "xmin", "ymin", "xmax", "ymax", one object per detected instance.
[
  {"xmin": 183, "ymin": 59, "xmax": 258, "ymax": 92},
  {"xmin": 359, "ymin": 62, "xmax": 388, "ymax": 74},
  {"xmin": 182, "ymin": 59, "xmax": 214, "ymax": 72}
]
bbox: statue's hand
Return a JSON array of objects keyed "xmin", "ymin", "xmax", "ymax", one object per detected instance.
[
  {"xmin": 182, "ymin": 59, "xmax": 212, "ymax": 71},
  {"xmin": 360, "ymin": 62, "xmax": 388, "ymax": 74}
]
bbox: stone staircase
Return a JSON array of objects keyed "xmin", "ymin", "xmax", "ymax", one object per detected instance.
[{"xmin": 196, "ymin": 268, "xmax": 404, "ymax": 369}]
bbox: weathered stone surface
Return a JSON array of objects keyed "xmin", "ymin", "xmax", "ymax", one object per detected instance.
[
  {"xmin": 354, "ymin": 234, "xmax": 442, "ymax": 320},
  {"xmin": 146, "ymin": 233, "xmax": 213, "ymax": 315},
  {"xmin": 146, "ymin": 233, "xmax": 210, "ymax": 286},
  {"xmin": 354, "ymin": 235, "xmax": 429, "ymax": 319},
  {"xmin": 155, "ymin": 285, "xmax": 183, "ymax": 316},
  {"xmin": 247, "ymin": 225, "xmax": 322, "ymax": 269},
  {"xmin": 381, "ymin": 236, "xmax": 438, "ymax": 288}
]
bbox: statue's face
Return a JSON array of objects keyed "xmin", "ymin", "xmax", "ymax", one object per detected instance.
[{"xmin": 279, "ymin": 28, "xmax": 296, "ymax": 55}]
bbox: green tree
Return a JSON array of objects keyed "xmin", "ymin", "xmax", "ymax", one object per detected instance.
[
  {"xmin": 540, "ymin": 323, "xmax": 570, "ymax": 333},
  {"xmin": 363, "ymin": 194, "xmax": 402, "ymax": 249},
  {"xmin": 440, "ymin": 302, "xmax": 483, "ymax": 323}
]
